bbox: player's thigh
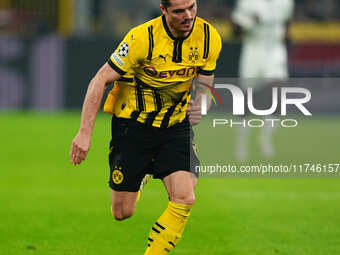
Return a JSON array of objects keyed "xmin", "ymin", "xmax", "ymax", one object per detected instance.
[
  {"xmin": 110, "ymin": 189, "xmax": 138, "ymax": 211},
  {"xmin": 162, "ymin": 171, "xmax": 196, "ymax": 205},
  {"xmin": 108, "ymin": 116, "xmax": 154, "ymax": 192},
  {"xmin": 154, "ymin": 119, "xmax": 200, "ymax": 177}
]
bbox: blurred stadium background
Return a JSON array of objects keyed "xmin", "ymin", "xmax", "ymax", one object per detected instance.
[
  {"xmin": 1, "ymin": 0, "xmax": 340, "ymax": 110},
  {"xmin": 1, "ymin": 1, "xmax": 340, "ymax": 255}
]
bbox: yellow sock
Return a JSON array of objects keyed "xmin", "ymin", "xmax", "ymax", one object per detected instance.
[{"xmin": 144, "ymin": 201, "xmax": 193, "ymax": 254}]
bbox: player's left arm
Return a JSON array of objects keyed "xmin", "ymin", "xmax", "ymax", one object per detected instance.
[
  {"xmin": 186, "ymin": 25, "xmax": 222, "ymax": 125},
  {"xmin": 186, "ymin": 74, "xmax": 214, "ymax": 125}
]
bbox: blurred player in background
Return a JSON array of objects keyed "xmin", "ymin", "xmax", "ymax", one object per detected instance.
[
  {"xmin": 69, "ymin": 0, "xmax": 221, "ymax": 254},
  {"xmin": 231, "ymin": 0, "xmax": 294, "ymax": 161}
]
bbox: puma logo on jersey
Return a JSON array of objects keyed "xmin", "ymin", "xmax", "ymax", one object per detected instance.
[{"xmin": 159, "ymin": 55, "xmax": 167, "ymax": 62}]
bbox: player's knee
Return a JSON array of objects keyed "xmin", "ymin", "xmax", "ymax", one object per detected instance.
[
  {"xmin": 113, "ymin": 212, "xmax": 129, "ymax": 221},
  {"xmin": 170, "ymin": 192, "xmax": 195, "ymax": 206},
  {"xmin": 112, "ymin": 204, "xmax": 135, "ymax": 221},
  {"xmin": 112, "ymin": 208, "xmax": 134, "ymax": 221}
]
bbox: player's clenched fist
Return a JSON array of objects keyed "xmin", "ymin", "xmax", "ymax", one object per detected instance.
[
  {"xmin": 186, "ymin": 100, "xmax": 203, "ymax": 125},
  {"xmin": 69, "ymin": 132, "xmax": 91, "ymax": 165}
]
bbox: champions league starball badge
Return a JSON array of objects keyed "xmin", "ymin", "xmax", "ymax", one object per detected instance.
[{"xmin": 118, "ymin": 42, "xmax": 129, "ymax": 57}]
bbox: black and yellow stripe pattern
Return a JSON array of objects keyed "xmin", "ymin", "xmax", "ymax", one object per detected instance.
[
  {"xmin": 130, "ymin": 77, "xmax": 190, "ymax": 128},
  {"xmin": 104, "ymin": 15, "xmax": 222, "ymax": 128},
  {"xmin": 147, "ymin": 25, "xmax": 154, "ymax": 61},
  {"xmin": 147, "ymin": 221, "xmax": 176, "ymax": 252},
  {"xmin": 144, "ymin": 201, "xmax": 193, "ymax": 254}
]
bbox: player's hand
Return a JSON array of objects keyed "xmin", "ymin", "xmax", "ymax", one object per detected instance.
[
  {"xmin": 186, "ymin": 100, "xmax": 203, "ymax": 125},
  {"xmin": 69, "ymin": 132, "xmax": 91, "ymax": 166}
]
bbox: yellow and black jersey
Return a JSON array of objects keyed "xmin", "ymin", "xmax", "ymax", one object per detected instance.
[{"xmin": 104, "ymin": 15, "xmax": 222, "ymax": 128}]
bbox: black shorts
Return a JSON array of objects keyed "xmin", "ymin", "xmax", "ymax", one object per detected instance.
[{"xmin": 108, "ymin": 116, "xmax": 200, "ymax": 192}]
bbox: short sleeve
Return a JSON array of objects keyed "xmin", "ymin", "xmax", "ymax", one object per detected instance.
[
  {"xmin": 108, "ymin": 27, "xmax": 147, "ymax": 75},
  {"xmin": 198, "ymin": 26, "xmax": 222, "ymax": 76}
]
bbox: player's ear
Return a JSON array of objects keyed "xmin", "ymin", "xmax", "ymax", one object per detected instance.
[{"xmin": 160, "ymin": 4, "xmax": 167, "ymax": 15}]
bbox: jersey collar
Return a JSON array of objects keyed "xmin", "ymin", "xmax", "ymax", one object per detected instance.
[{"xmin": 162, "ymin": 15, "xmax": 196, "ymax": 41}]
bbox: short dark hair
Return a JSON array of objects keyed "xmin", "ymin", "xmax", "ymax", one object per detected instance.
[{"xmin": 161, "ymin": 0, "xmax": 171, "ymax": 9}]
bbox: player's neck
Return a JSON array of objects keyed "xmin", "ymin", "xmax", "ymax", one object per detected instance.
[
  {"xmin": 168, "ymin": 25, "xmax": 189, "ymax": 38},
  {"xmin": 164, "ymin": 17, "xmax": 190, "ymax": 39}
]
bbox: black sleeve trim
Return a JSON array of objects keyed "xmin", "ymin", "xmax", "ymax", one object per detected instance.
[
  {"xmin": 197, "ymin": 69, "xmax": 214, "ymax": 76},
  {"xmin": 107, "ymin": 59, "xmax": 126, "ymax": 75},
  {"xmin": 117, "ymin": 77, "xmax": 133, "ymax": 83}
]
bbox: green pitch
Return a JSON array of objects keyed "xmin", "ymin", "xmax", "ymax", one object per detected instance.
[{"xmin": 1, "ymin": 112, "xmax": 340, "ymax": 255}]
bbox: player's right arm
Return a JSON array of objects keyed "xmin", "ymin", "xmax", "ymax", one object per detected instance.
[
  {"xmin": 69, "ymin": 63, "xmax": 121, "ymax": 166},
  {"xmin": 70, "ymin": 26, "xmax": 147, "ymax": 165}
]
